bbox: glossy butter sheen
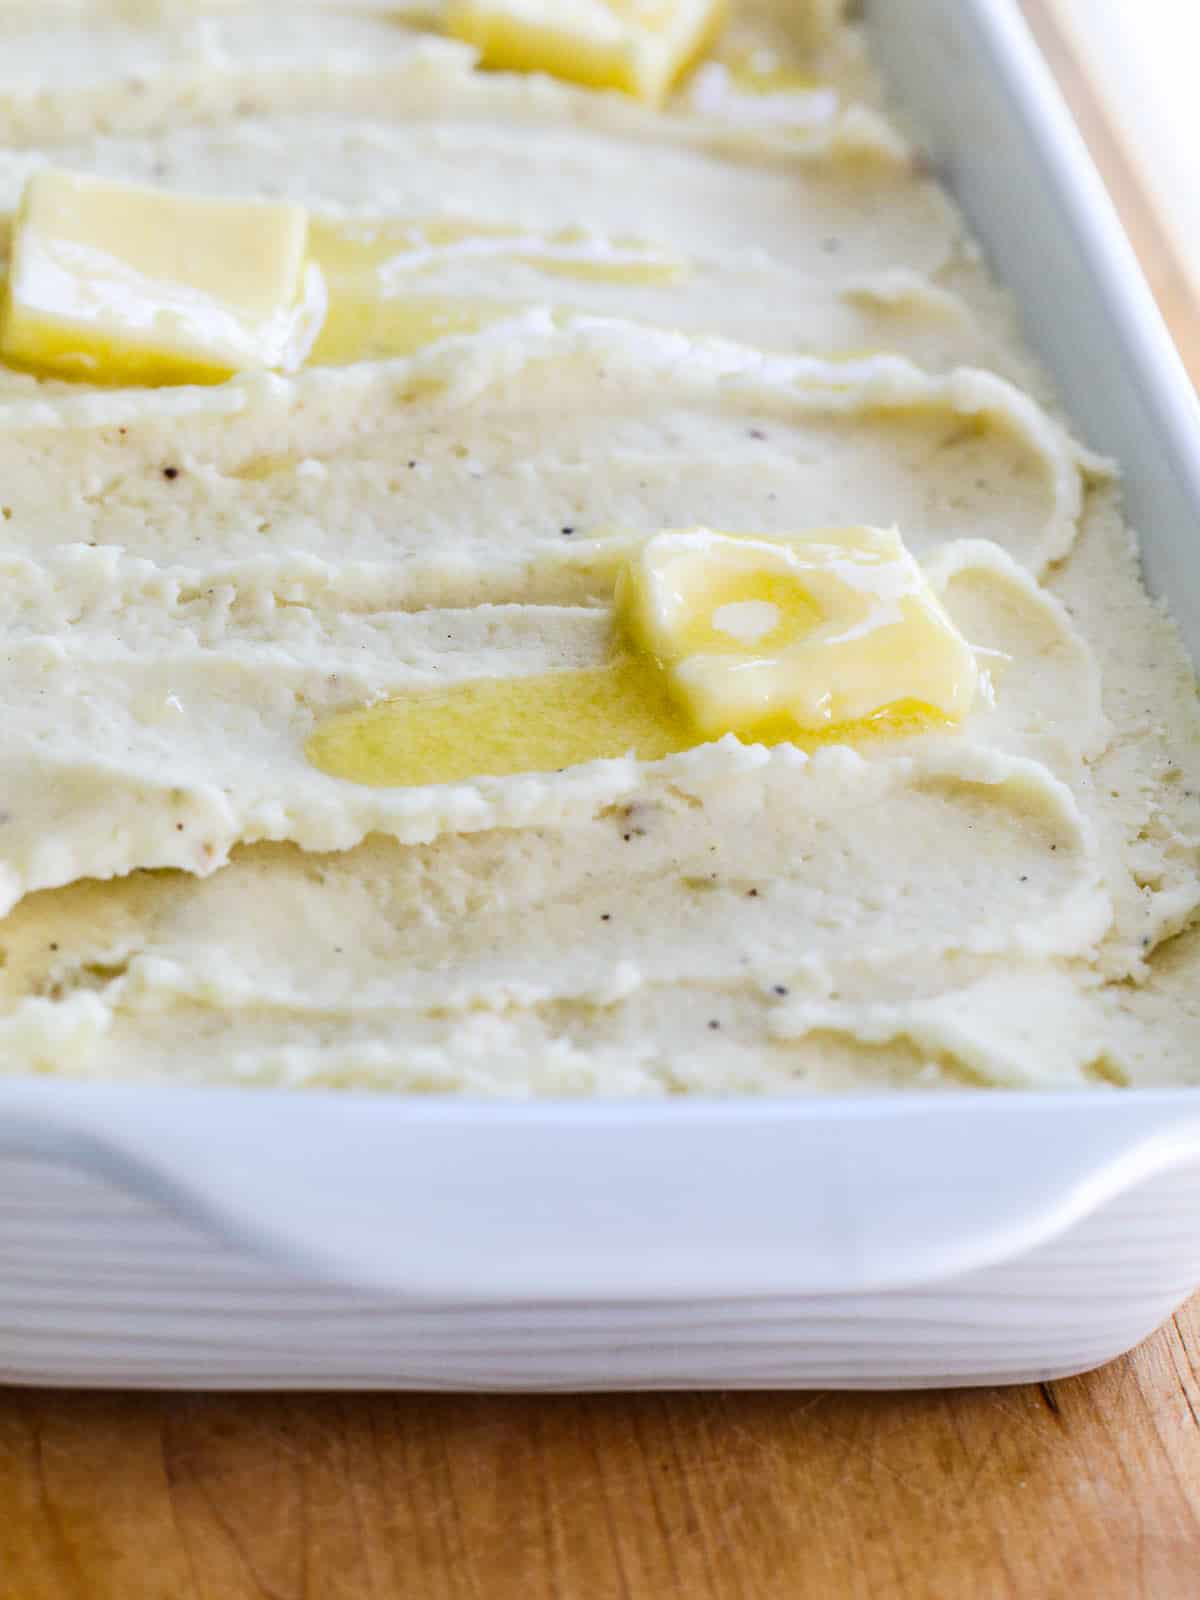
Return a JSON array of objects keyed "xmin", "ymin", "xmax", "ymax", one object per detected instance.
[
  {"xmin": 617, "ymin": 527, "xmax": 978, "ymax": 737},
  {"xmin": 306, "ymin": 218, "xmax": 688, "ymax": 366},
  {"xmin": 1, "ymin": 202, "xmax": 691, "ymax": 380},
  {"xmin": 0, "ymin": 169, "xmax": 323, "ymax": 384},
  {"xmin": 308, "ymin": 526, "xmax": 973, "ymax": 787},
  {"xmin": 307, "ymin": 656, "xmax": 694, "ymax": 787},
  {"xmin": 446, "ymin": 0, "xmax": 728, "ymax": 105}
]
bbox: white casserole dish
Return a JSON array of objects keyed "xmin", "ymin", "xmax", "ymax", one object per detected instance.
[{"xmin": 3, "ymin": 0, "xmax": 1200, "ymax": 1390}]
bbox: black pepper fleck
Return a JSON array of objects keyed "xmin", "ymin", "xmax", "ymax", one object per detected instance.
[
  {"xmin": 163, "ymin": 467, "xmax": 179, "ymax": 481},
  {"xmin": 708, "ymin": 1019, "xmax": 720, "ymax": 1030},
  {"xmin": 601, "ymin": 913, "xmax": 611, "ymax": 922},
  {"xmin": 49, "ymin": 943, "xmax": 58, "ymax": 952},
  {"xmin": 773, "ymin": 985, "xmax": 789, "ymax": 997},
  {"xmin": 748, "ymin": 428, "xmax": 767, "ymax": 441},
  {"xmin": 747, "ymin": 888, "xmax": 759, "ymax": 898},
  {"xmin": 561, "ymin": 526, "xmax": 575, "ymax": 537}
]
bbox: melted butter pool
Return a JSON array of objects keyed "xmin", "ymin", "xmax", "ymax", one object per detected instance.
[
  {"xmin": 306, "ymin": 656, "xmax": 694, "ymax": 787},
  {"xmin": 306, "ymin": 217, "xmax": 689, "ymax": 366},
  {"xmin": 0, "ymin": 213, "xmax": 691, "ymax": 379},
  {"xmin": 305, "ymin": 653, "xmax": 948, "ymax": 789}
]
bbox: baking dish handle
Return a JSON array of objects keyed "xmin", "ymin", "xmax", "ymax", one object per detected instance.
[{"xmin": 2, "ymin": 1084, "xmax": 1200, "ymax": 1301}]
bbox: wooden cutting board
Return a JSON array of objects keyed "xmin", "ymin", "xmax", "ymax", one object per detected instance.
[{"xmin": 2, "ymin": 4, "xmax": 1199, "ymax": 1596}]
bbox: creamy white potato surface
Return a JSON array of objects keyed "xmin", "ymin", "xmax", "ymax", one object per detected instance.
[{"xmin": 0, "ymin": 0, "xmax": 1198, "ymax": 1093}]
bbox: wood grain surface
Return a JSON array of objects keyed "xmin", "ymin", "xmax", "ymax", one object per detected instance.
[{"xmin": 3, "ymin": 4, "xmax": 1200, "ymax": 1597}]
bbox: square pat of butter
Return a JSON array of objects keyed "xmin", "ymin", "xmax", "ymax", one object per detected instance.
[
  {"xmin": 0, "ymin": 170, "xmax": 324, "ymax": 385},
  {"xmin": 446, "ymin": 0, "xmax": 727, "ymax": 105},
  {"xmin": 617, "ymin": 527, "xmax": 979, "ymax": 740}
]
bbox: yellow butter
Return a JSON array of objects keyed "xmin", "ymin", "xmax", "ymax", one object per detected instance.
[
  {"xmin": 687, "ymin": 52, "xmax": 840, "ymax": 130},
  {"xmin": 616, "ymin": 527, "xmax": 979, "ymax": 739},
  {"xmin": 308, "ymin": 216, "xmax": 685, "ymax": 287},
  {"xmin": 446, "ymin": 0, "xmax": 728, "ymax": 105},
  {"xmin": 307, "ymin": 527, "xmax": 978, "ymax": 791},
  {"xmin": 0, "ymin": 170, "xmax": 326, "ymax": 386},
  {"xmin": 306, "ymin": 657, "xmax": 695, "ymax": 789},
  {"xmin": 305, "ymin": 216, "xmax": 686, "ymax": 366}
]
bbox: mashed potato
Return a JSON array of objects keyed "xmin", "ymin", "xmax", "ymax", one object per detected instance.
[{"xmin": 0, "ymin": 0, "xmax": 1197, "ymax": 1094}]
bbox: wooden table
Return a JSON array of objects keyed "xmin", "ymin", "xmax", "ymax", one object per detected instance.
[{"xmin": 3, "ymin": 5, "xmax": 1200, "ymax": 1596}]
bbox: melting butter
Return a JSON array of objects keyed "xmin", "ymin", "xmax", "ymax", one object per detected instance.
[
  {"xmin": 0, "ymin": 170, "xmax": 324, "ymax": 386},
  {"xmin": 306, "ymin": 661, "xmax": 953, "ymax": 791},
  {"xmin": 306, "ymin": 656, "xmax": 695, "ymax": 787},
  {"xmin": 308, "ymin": 528, "xmax": 975, "ymax": 790},
  {"xmin": 0, "ymin": 201, "xmax": 690, "ymax": 380},
  {"xmin": 445, "ymin": 0, "xmax": 728, "ymax": 106},
  {"xmin": 618, "ymin": 527, "xmax": 979, "ymax": 740},
  {"xmin": 306, "ymin": 217, "xmax": 687, "ymax": 366},
  {"xmin": 718, "ymin": 48, "xmax": 823, "ymax": 95},
  {"xmin": 687, "ymin": 49, "xmax": 840, "ymax": 129},
  {"xmin": 309, "ymin": 291, "xmax": 512, "ymax": 367},
  {"xmin": 308, "ymin": 217, "xmax": 686, "ymax": 288}
]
